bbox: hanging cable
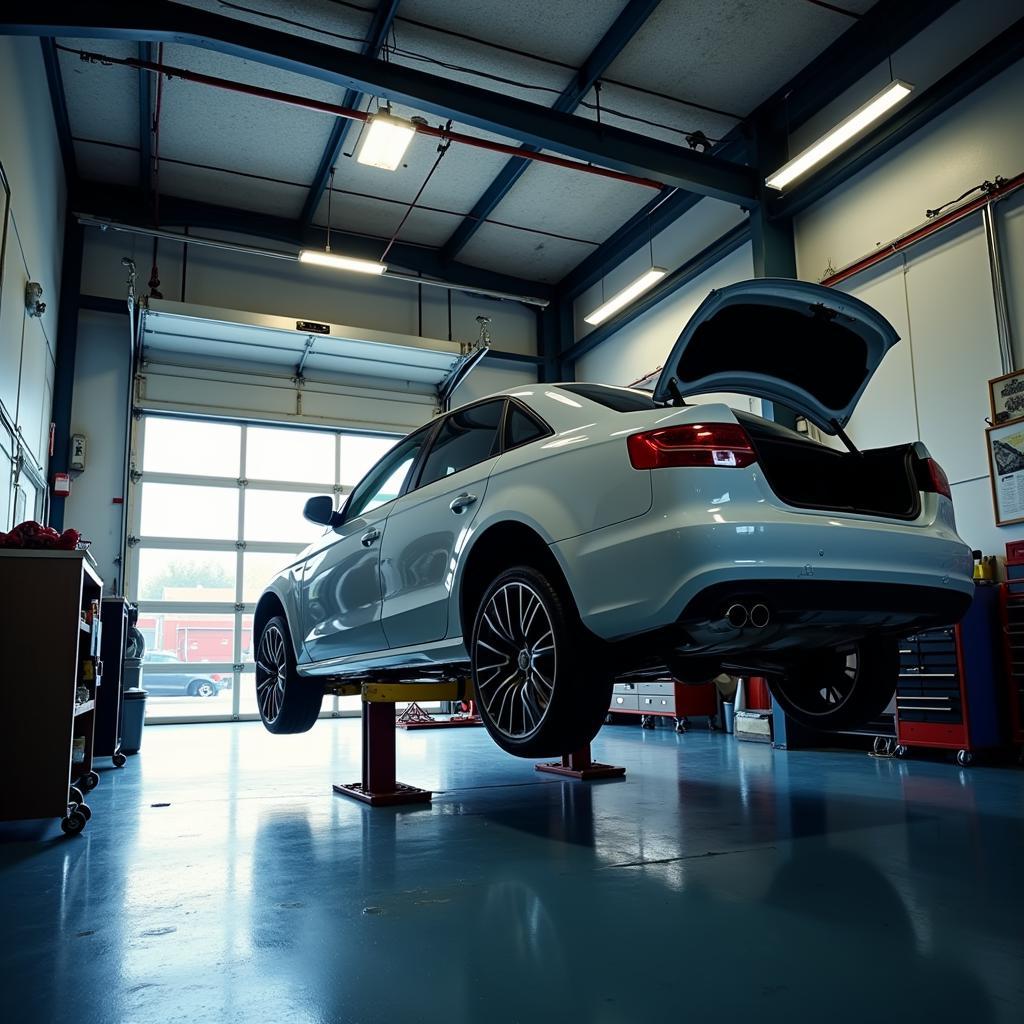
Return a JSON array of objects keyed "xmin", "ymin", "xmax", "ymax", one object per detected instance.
[{"xmin": 380, "ymin": 120, "xmax": 453, "ymax": 262}]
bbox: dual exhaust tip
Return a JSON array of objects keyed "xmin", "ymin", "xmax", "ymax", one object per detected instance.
[{"xmin": 725, "ymin": 602, "xmax": 771, "ymax": 629}]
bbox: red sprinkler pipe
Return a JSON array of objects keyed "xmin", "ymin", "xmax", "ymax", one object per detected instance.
[
  {"xmin": 70, "ymin": 47, "xmax": 665, "ymax": 192},
  {"xmin": 820, "ymin": 171, "xmax": 1024, "ymax": 287}
]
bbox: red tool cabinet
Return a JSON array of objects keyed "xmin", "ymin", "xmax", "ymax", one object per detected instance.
[
  {"xmin": 895, "ymin": 583, "xmax": 1002, "ymax": 766},
  {"xmin": 999, "ymin": 542, "xmax": 1024, "ymax": 748},
  {"xmin": 609, "ymin": 679, "xmax": 718, "ymax": 732}
]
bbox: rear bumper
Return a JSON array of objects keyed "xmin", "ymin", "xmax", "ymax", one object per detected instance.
[{"xmin": 551, "ymin": 485, "xmax": 973, "ymax": 643}]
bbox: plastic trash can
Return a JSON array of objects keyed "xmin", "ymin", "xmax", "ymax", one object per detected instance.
[
  {"xmin": 722, "ymin": 701, "xmax": 735, "ymax": 734},
  {"xmin": 123, "ymin": 656, "xmax": 143, "ymax": 691},
  {"xmin": 121, "ymin": 688, "xmax": 148, "ymax": 755}
]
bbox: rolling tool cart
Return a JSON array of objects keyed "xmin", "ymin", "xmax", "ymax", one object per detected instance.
[
  {"xmin": 894, "ymin": 583, "xmax": 1002, "ymax": 766},
  {"xmin": 0, "ymin": 550, "xmax": 103, "ymax": 834},
  {"xmin": 609, "ymin": 676, "xmax": 718, "ymax": 732}
]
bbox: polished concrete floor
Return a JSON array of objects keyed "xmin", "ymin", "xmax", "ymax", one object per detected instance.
[{"xmin": 2, "ymin": 718, "xmax": 1023, "ymax": 1023}]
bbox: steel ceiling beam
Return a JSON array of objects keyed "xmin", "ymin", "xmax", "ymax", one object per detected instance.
[
  {"xmin": 439, "ymin": 0, "xmax": 662, "ymax": 263},
  {"xmin": 299, "ymin": 0, "xmax": 401, "ymax": 228},
  {"xmin": 553, "ymin": 0, "xmax": 960, "ymax": 303},
  {"xmin": 138, "ymin": 42, "xmax": 153, "ymax": 198},
  {"xmin": 39, "ymin": 38, "xmax": 75, "ymax": 180},
  {"xmin": 0, "ymin": 1, "xmax": 756, "ymax": 203},
  {"xmin": 73, "ymin": 181, "xmax": 553, "ymax": 301}
]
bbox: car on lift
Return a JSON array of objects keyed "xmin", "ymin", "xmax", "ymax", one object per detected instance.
[
  {"xmin": 252, "ymin": 279, "xmax": 974, "ymax": 757},
  {"xmin": 143, "ymin": 651, "xmax": 227, "ymax": 698}
]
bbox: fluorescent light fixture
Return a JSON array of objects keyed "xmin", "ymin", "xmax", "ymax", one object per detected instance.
[
  {"xmin": 356, "ymin": 111, "xmax": 416, "ymax": 170},
  {"xmin": 298, "ymin": 249, "xmax": 387, "ymax": 275},
  {"xmin": 584, "ymin": 268, "xmax": 667, "ymax": 326},
  {"xmin": 765, "ymin": 80, "xmax": 913, "ymax": 191}
]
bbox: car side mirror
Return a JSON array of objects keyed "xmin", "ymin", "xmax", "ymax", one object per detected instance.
[{"xmin": 303, "ymin": 495, "xmax": 341, "ymax": 528}]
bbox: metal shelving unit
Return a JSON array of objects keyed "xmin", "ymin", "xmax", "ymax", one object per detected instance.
[{"xmin": 0, "ymin": 550, "xmax": 104, "ymax": 834}]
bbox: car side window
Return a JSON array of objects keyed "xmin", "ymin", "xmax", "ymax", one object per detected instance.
[
  {"xmin": 417, "ymin": 400, "xmax": 504, "ymax": 489},
  {"xmin": 345, "ymin": 427, "xmax": 432, "ymax": 520},
  {"xmin": 505, "ymin": 404, "xmax": 547, "ymax": 450}
]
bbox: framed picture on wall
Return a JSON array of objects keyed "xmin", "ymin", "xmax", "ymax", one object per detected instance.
[
  {"xmin": 987, "ymin": 421, "xmax": 1024, "ymax": 526},
  {"xmin": 988, "ymin": 369, "xmax": 1024, "ymax": 425}
]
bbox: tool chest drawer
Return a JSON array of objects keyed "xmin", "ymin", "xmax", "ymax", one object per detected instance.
[
  {"xmin": 610, "ymin": 693, "xmax": 639, "ymax": 711},
  {"xmin": 636, "ymin": 682, "xmax": 675, "ymax": 696},
  {"xmin": 639, "ymin": 693, "xmax": 675, "ymax": 713}
]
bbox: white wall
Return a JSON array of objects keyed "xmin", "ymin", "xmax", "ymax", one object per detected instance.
[{"xmin": 0, "ymin": 38, "xmax": 66, "ymax": 529}]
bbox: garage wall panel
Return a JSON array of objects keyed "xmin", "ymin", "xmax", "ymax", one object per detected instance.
[
  {"xmin": 65, "ymin": 311, "xmax": 132, "ymax": 588},
  {"xmin": 840, "ymin": 263, "xmax": 918, "ymax": 453},
  {"xmin": 999, "ymin": 188, "xmax": 1024, "ymax": 368},
  {"xmin": 904, "ymin": 220, "xmax": 1002, "ymax": 486},
  {"xmin": 0, "ymin": 38, "xmax": 67, "ymax": 530}
]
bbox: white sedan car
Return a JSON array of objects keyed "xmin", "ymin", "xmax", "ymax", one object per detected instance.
[{"xmin": 253, "ymin": 279, "xmax": 974, "ymax": 757}]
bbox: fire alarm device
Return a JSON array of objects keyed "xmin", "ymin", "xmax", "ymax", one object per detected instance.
[
  {"xmin": 70, "ymin": 433, "xmax": 87, "ymax": 471},
  {"xmin": 53, "ymin": 473, "xmax": 72, "ymax": 497}
]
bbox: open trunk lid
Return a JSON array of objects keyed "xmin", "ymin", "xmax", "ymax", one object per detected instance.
[{"xmin": 653, "ymin": 279, "xmax": 900, "ymax": 433}]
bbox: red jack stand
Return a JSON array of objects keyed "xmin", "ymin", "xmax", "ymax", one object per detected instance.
[
  {"xmin": 535, "ymin": 745, "xmax": 626, "ymax": 780},
  {"xmin": 333, "ymin": 700, "xmax": 432, "ymax": 806}
]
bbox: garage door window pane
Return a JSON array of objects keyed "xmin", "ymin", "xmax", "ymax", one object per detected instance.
[
  {"xmin": 141, "ymin": 483, "xmax": 238, "ymax": 539},
  {"xmin": 137, "ymin": 549, "xmax": 237, "ymax": 601},
  {"xmin": 143, "ymin": 417, "xmax": 241, "ymax": 477},
  {"xmin": 339, "ymin": 434, "xmax": 398, "ymax": 488},
  {"xmin": 245, "ymin": 489, "xmax": 326, "ymax": 544},
  {"xmin": 246, "ymin": 426, "xmax": 335, "ymax": 485},
  {"xmin": 139, "ymin": 612, "xmax": 238, "ymax": 663},
  {"xmin": 242, "ymin": 551, "xmax": 300, "ymax": 603}
]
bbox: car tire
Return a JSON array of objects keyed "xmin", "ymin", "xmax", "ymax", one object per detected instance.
[
  {"xmin": 254, "ymin": 615, "xmax": 323, "ymax": 734},
  {"xmin": 470, "ymin": 566, "xmax": 612, "ymax": 758},
  {"xmin": 189, "ymin": 680, "xmax": 217, "ymax": 698},
  {"xmin": 768, "ymin": 638, "xmax": 898, "ymax": 731}
]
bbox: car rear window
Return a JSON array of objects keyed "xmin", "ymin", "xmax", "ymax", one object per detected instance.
[{"xmin": 556, "ymin": 383, "xmax": 657, "ymax": 412}]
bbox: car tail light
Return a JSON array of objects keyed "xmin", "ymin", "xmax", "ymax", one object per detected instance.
[
  {"xmin": 919, "ymin": 457, "xmax": 952, "ymax": 500},
  {"xmin": 627, "ymin": 423, "xmax": 756, "ymax": 470},
  {"xmin": 210, "ymin": 673, "xmax": 221, "ymax": 682}
]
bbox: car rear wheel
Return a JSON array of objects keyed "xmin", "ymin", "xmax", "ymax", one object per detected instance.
[
  {"xmin": 471, "ymin": 566, "xmax": 612, "ymax": 758},
  {"xmin": 189, "ymin": 680, "xmax": 217, "ymax": 698},
  {"xmin": 255, "ymin": 615, "xmax": 322, "ymax": 734},
  {"xmin": 768, "ymin": 638, "xmax": 897, "ymax": 731}
]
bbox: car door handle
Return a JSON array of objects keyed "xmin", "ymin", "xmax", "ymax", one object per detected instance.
[
  {"xmin": 361, "ymin": 527, "xmax": 381, "ymax": 547},
  {"xmin": 449, "ymin": 492, "xmax": 478, "ymax": 514}
]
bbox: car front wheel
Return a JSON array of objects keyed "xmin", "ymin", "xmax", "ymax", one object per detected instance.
[
  {"xmin": 255, "ymin": 615, "xmax": 323, "ymax": 734},
  {"xmin": 768, "ymin": 638, "xmax": 898, "ymax": 731},
  {"xmin": 471, "ymin": 566, "xmax": 612, "ymax": 758}
]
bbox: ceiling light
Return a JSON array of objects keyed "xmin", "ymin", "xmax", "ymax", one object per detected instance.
[
  {"xmin": 298, "ymin": 250, "xmax": 387, "ymax": 275},
  {"xmin": 584, "ymin": 268, "xmax": 667, "ymax": 326},
  {"xmin": 356, "ymin": 111, "xmax": 416, "ymax": 170},
  {"xmin": 765, "ymin": 80, "xmax": 913, "ymax": 191}
]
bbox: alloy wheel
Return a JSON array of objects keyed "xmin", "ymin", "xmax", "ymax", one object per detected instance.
[
  {"xmin": 256, "ymin": 624, "xmax": 288, "ymax": 723},
  {"xmin": 474, "ymin": 582, "xmax": 557, "ymax": 739},
  {"xmin": 795, "ymin": 646, "xmax": 859, "ymax": 715}
]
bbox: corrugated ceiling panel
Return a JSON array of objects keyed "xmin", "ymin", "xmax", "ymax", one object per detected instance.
[
  {"xmin": 58, "ymin": 37, "xmax": 139, "ymax": 148},
  {"xmin": 605, "ymin": 0, "xmax": 854, "ymax": 116}
]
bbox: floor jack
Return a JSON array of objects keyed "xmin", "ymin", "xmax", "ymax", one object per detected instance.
[{"xmin": 332, "ymin": 680, "xmax": 625, "ymax": 806}]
